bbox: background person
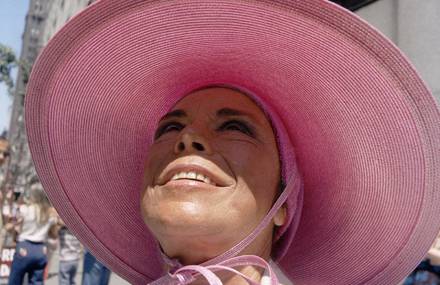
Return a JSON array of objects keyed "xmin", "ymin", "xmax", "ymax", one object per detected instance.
[
  {"xmin": 403, "ymin": 233, "xmax": 440, "ymax": 285},
  {"xmin": 81, "ymin": 250, "xmax": 111, "ymax": 285},
  {"xmin": 2, "ymin": 188, "xmax": 20, "ymax": 248},
  {"xmin": 2, "ymin": 189, "xmax": 15, "ymax": 225},
  {"xmin": 58, "ymin": 219, "xmax": 82, "ymax": 285},
  {"xmin": 6, "ymin": 183, "xmax": 58, "ymax": 285}
]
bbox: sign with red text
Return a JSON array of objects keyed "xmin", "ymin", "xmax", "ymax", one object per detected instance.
[{"xmin": 0, "ymin": 247, "xmax": 15, "ymax": 278}]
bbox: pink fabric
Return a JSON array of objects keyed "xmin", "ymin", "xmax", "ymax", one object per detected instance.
[
  {"xmin": 225, "ymin": 84, "xmax": 303, "ymax": 260},
  {"xmin": 24, "ymin": 0, "xmax": 440, "ymax": 284},
  {"xmin": 152, "ymin": 255, "xmax": 278, "ymax": 285}
]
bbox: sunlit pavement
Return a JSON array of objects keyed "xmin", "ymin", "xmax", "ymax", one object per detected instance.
[{"xmin": 45, "ymin": 250, "xmax": 130, "ymax": 285}]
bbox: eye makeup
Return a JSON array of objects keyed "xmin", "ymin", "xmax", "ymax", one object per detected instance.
[
  {"xmin": 216, "ymin": 119, "xmax": 256, "ymax": 138},
  {"xmin": 154, "ymin": 121, "xmax": 185, "ymax": 140}
]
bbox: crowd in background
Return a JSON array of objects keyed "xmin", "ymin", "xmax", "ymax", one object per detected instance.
[
  {"xmin": 0, "ymin": 183, "xmax": 111, "ymax": 285},
  {"xmin": 1, "ymin": 182, "xmax": 440, "ymax": 285},
  {"xmin": 403, "ymin": 235, "xmax": 440, "ymax": 285}
]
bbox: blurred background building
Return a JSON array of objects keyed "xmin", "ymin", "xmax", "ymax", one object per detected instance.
[
  {"xmin": 0, "ymin": 133, "xmax": 9, "ymax": 184},
  {"xmin": 3, "ymin": 0, "xmax": 95, "ymax": 197},
  {"xmin": 357, "ymin": 0, "xmax": 440, "ymax": 103}
]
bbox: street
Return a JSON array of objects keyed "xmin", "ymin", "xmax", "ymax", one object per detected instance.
[{"xmin": 45, "ymin": 250, "xmax": 130, "ymax": 285}]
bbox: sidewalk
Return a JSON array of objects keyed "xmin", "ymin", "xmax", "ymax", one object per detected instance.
[{"xmin": 45, "ymin": 250, "xmax": 130, "ymax": 285}]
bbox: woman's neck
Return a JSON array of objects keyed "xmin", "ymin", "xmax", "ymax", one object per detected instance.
[
  {"xmin": 162, "ymin": 236, "xmax": 274, "ymax": 284},
  {"xmin": 189, "ymin": 265, "xmax": 264, "ymax": 285}
]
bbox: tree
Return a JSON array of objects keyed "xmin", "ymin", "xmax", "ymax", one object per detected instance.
[
  {"xmin": 0, "ymin": 44, "xmax": 17, "ymax": 96},
  {"xmin": 0, "ymin": 43, "xmax": 31, "ymax": 97}
]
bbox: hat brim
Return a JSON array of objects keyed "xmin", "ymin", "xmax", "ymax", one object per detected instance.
[{"xmin": 25, "ymin": 0, "xmax": 440, "ymax": 284}]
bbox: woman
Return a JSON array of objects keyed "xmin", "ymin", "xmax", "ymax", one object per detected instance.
[
  {"xmin": 57, "ymin": 218, "xmax": 83, "ymax": 285},
  {"xmin": 2, "ymin": 189, "xmax": 15, "ymax": 226},
  {"xmin": 7, "ymin": 184, "xmax": 57, "ymax": 285},
  {"xmin": 2, "ymin": 188, "xmax": 20, "ymax": 248},
  {"xmin": 24, "ymin": 1, "xmax": 440, "ymax": 284},
  {"xmin": 142, "ymin": 86, "xmax": 294, "ymax": 284}
]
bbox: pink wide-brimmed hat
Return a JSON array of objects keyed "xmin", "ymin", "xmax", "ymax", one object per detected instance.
[{"xmin": 25, "ymin": 0, "xmax": 440, "ymax": 284}]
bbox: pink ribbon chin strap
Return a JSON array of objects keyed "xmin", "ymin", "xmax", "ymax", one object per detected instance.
[
  {"xmin": 168, "ymin": 255, "xmax": 277, "ymax": 285},
  {"xmin": 149, "ymin": 177, "xmax": 298, "ymax": 285}
]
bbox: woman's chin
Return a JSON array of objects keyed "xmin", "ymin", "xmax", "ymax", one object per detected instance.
[{"xmin": 144, "ymin": 205, "xmax": 227, "ymax": 237}]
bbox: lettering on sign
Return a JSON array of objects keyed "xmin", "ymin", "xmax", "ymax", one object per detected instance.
[
  {"xmin": 0, "ymin": 248, "xmax": 15, "ymax": 278},
  {"xmin": 0, "ymin": 264, "xmax": 10, "ymax": 277},
  {"xmin": 1, "ymin": 249, "xmax": 14, "ymax": 262}
]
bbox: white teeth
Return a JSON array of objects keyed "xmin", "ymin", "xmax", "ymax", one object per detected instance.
[
  {"xmin": 169, "ymin": 171, "xmax": 216, "ymax": 185},
  {"xmin": 171, "ymin": 173, "xmax": 179, "ymax": 181},
  {"xmin": 196, "ymin": 173, "xmax": 205, "ymax": 181},
  {"xmin": 187, "ymin": 172, "xmax": 197, "ymax": 179},
  {"xmin": 204, "ymin": 176, "xmax": 212, "ymax": 184}
]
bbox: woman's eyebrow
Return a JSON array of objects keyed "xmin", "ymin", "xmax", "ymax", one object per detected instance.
[
  {"xmin": 159, "ymin": 109, "xmax": 187, "ymax": 121},
  {"xmin": 216, "ymin": 108, "xmax": 255, "ymax": 120}
]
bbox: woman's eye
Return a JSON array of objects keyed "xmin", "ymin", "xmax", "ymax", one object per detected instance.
[
  {"xmin": 154, "ymin": 122, "xmax": 184, "ymax": 139},
  {"xmin": 218, "ymin": 120, "xmax": 255, "ymax": 137}
]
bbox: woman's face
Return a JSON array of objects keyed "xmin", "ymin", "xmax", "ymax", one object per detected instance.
[{"xmin": 141, "ymin": 87, "xmax": 281, "ymax": 261}]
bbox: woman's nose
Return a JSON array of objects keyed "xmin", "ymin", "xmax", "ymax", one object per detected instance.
[{"xmin": 174, "ymin": 131, "xmax": 212, "ymax": 155}]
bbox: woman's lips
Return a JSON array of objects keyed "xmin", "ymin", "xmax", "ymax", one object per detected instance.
[
  {"xmin": 169, "ymin": 170, "xmax": 215, "ymax": 185},
  {"xmin": 163, "ymin": 179, "xmax": 219, "ymax": 190},
  {"xmin": 157, "ymin": 163, "xmax": 234, "ymax": 188}
]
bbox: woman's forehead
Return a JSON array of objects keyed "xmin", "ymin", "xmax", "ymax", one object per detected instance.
[{"xmin": 170, "ymin": 87, "xmax": 270, "ymax": 124}]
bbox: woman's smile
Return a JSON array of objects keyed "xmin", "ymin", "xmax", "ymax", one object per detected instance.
[{"xmin": 156, "ymin": 157, "xmax": 235, "ymax": 188}]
